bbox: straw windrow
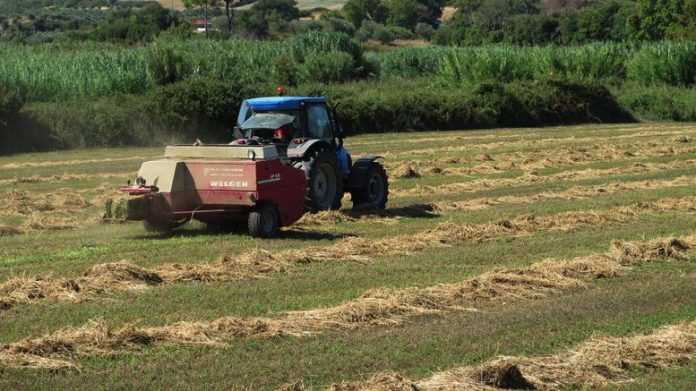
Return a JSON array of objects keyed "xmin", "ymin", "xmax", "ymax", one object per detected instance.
[
  {"xmin": 330, "ymin": 319, "xmax": 696, "ymax": 390},
  {"xmin": 0, "ymin": 235, "xmax": 693, "ymax": 370},
  {"xmin": 1, "ymin": 196, "xmax": 695, "ymax": 311}
]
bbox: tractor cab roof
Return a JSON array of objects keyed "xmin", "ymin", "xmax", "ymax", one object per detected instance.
[{"xmin": 244, "ymin": 96, "xmax": 327, "ymax": 111}]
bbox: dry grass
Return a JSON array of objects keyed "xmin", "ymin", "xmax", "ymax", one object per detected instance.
[
  {"xmin": 1, "ymin": 235, "xmax": 693, "ymax": 370},
  {"xmin": 392, "ymin": 128, "xmax": 693, "ymax": 159},
  {"xmin": 0, "ymin": 172, "xmax": 127, "ymax": 186},
  {"xmin": 432, "ymin": 176, "xmax": 696, "ymax": 212},
  {"xmin": 331, "ymin": 319, "xmax": 696, "ymax": 390},
  {"xmin": 393, "ymin": 160, "xmax": 696, "ymax": 197},
  {"xmin": 0, "ymin": 156, "xmax": 145, "ymax": 170},
  {"xmin": 385, "ymin": 140, "xmax": 691, "ymax": 179},
  {"xmin": 0, "ymin": 185, "xmax": 117, "ymax": 233},
  {"xmin": 1, "ymin": 196, "xmax": 694, "ymax": 312},
  {"xmin": 0, "ymin": 224, "xmax": 22, "ymax": 236}
]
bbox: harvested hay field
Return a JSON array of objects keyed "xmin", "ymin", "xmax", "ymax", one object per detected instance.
[
  {"xmin": 385, "ymin": 138, "xmax": 695, "ymax": 179},
  {"xmin": 1, "ymin": 236, "xmax": 693, "ymax": 370},
  {"xmin": 328, "ymin": 319, "xmax": 696, "ymax": 390},
  {"xmin": 0, "ymin": 123, "xmax": 695, "ymax": 389},
  {"xmin": 3, "ymin": 196, "xmax": 693, "ymax": 311}
]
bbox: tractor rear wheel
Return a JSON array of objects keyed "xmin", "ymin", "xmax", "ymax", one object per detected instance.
[
  {"xmin": 351, "ymin": 163, "xmax": 389, "ymax": 209},
  {"xmin": 248, "ymin": 204, "xmax": 279, "ymax": 238},
  {"xmin": 293, "ymin": 148, "xmax": 343, "ymax": 212}
]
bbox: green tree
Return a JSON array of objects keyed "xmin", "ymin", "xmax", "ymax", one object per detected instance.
[
  {"xmin": 383, "ymin": 0, "xmax": 426, "ymax": 30},
  {"xmin": 221, "ymin": 0, "xmax": 256, "ymax": 32},
  {"xmin": 636, "ymin": 0, "xmax": 681, "ymax": 40},
  {"xmin": 676, "ymin": 0, "xmax": 696, "ymax": 39},
  {"xmin": 342, "ymin": 0, "xmax": 388, "ymax": 28},
  {"xmin": 238, "ymin": 0, "xmax": 299, "ymax": 37},
  {"xmin": 416, "ymin": 0, "xmax": 447, "ymax": 27}
]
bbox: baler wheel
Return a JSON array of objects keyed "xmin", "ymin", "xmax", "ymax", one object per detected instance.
[{"xmin": 248, "ymin": 204, "xmax": 279, "ymax": 238}]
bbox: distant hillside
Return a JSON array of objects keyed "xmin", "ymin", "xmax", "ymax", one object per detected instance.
[
  {"xmin": 151, "ymin": 0, "xmax": 185, "ymax": 10},
  {"xmin": 543, "ymin": 0, "xmax": 592, "ymax": 12},
  {"xmin": 153, "ymin": 0, "xmax": 346, "ymax": 11}
]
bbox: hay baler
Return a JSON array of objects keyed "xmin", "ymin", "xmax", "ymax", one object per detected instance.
[{"xmin": 113, "ymin": 144, "xmax": 306, "ymax": 238}]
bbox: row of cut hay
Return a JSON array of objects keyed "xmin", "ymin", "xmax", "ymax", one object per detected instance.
[
  {"xmin": 2, "ymin": 189, "xmax": 90, "ymax": 216},
  {"xmin": 6, "ymin": 155, "xmax": 692, "ymax": 233},
  {"xmin": 2, "ymin": 159, "xmax": 693, "ymax": 235},
  {"xmin": 346, "ymin": 123, "xmax": 660, "ymax": 147},
  {"xmin": 327, "ymin": 319, "xmax": 696, "ymax": 390},
  {"xmin": 1, "ymin": 235, "xmax": 693, "ymax": 370},
  {"xmin": 297, "ymin": 175, "xmax": 696, "ymax": 226},
  {"xmin": 393, "ymin": 159, "xmax": 696, "ymax": 197},
  {"xmin": 385, "ymin": 128, "xmax": 694, "ymax": 160},
  {"xmin": 0, "ymin": 172, "xmax": 128, "ymax": 186},
  {"xmin": 431, "ymin": 175, "xmax": 696, "ymax": 213},
  {"xmin": 294, "ymin": 203, "xmax": 436, "ymax": 226},
  {"xmin": 387, "ymin": 140, "xmax": 694, "ymax": 179},
  {"xmin": 0, "ymin": 156, "xmax": 147, "ymax": 170},
  {"xmin": 0, "ymin": 186, "xmax": 114, "ymax": 234},
  {"xmin": 348, "ymin": 124, "xmax": 694, "ymax": 147},
  {"xmin": 2, "ymin": 196, "xmax": 694, "ymax": 311},
  {"xmin": 3, "ymin": 152, "xmax": 691, "ymax": 233}
]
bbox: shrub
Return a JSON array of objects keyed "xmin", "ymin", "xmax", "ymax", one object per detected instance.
[
  {"xmin": 616, "ymin": 83, "xmax": 696, "ymax": 121},
  {"xmin": 294, "ymin": 78, "xmax": 631, "ymax": 134},
  {"xmin": 300, "ymin": 52, "xmax": 357, "ymax": 83},
  {"xmin": 414, "ymin": 22, "xmax": 435, "ymax": 40},
  {"xmin": 147, "ymin": 77, "xmax": 270, "ymax": 138},
  {"xmin": 15, "ymin": 94, "xmax": 157, "ymax": 150},
  {"xmin": 356, "ymin": 20, "xmax": 394, "ymax": 43},
  {"xmin": 0, "ymin": 86, "xmax": 22, "ymax": 127},
  {"xmin": 146, "ymin": 44, "xmax": 192, "ymax": 86},
  {"xmin": 627, "ymin": 41, "xmax": 696, "ymax": 86}
]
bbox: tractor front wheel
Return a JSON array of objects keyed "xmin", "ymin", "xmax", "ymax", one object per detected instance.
[
  {"xmin": 248, "ymin": 204, "xmax": 279, "ymax": 238},
  {"xmin": 351, "ymin": 163, "xmax": 389, "ymax": 209}
]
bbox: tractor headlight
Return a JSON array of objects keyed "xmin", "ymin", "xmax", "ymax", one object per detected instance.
[
  {"xmin": 135, "ymin": 176, "xmax": 146, "ymax": 187},
  {"xmin": 247, "ymin": 149, "xmax": 256, "ymax": 161}
]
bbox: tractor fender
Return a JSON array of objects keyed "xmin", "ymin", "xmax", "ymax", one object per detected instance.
[
  {"xmin": 287, "ymin": 139, "xmax": 332, "ymax": 160},
  {"xmin": 347, "ymin": 155, "xmax": 383, "ymax": 190}
]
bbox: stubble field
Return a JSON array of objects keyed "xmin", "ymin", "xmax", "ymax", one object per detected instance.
[{"xmin": 0, "ymin": 123, "xmax": 695, "ymax": 389}]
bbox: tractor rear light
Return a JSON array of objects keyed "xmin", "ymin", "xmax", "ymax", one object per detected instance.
[
  {"xmin": 291, "ymin": 138, "xmax": 303, "ymax": 145},
  {"xmin": 236, "ymin": 139, "xmax": 247, "ymax": 145}
]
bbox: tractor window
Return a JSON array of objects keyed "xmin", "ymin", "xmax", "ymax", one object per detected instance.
[{"xmin": 306, "ymin": 105, "xmax": 332, "ymax": 141}]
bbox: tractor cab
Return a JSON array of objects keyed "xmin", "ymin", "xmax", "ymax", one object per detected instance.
[
  {"xmin": 236, "ymin": 97, "xmax": 340, "ymax": 144},
  {"xmin": 235, "ymin": 96, "xmax": 388, "ymax": 212}
]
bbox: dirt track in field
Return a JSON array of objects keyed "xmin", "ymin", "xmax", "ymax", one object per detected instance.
[{"xmin": 1, "ymin": 235, "xmax": 693, "ymax": 370}]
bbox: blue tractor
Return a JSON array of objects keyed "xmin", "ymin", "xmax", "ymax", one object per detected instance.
[{"xmin": 234, "ymin": 96, "xmax": 388, "ymax": 212}]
